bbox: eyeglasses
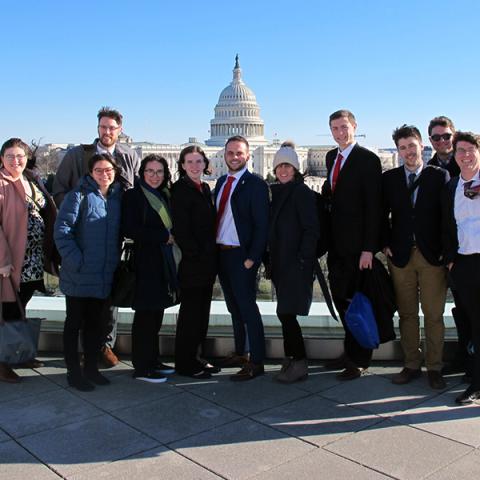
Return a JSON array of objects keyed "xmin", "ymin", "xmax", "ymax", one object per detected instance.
[
  {"xmin": 144, "ymin": 169, "xmax": 164, "ymax": 177},
  {"xmin": 464, "ymin": 180, "xmax": 480, "ymax": 199},
  {"xmin": 430, "ymin": 133, "xmax": 452, "ymax": 142},
  {"xmin": 4, "ymin": 154, "xmax": 26, "ymax": 161},
  {"xmin": 98, "ymin": 125, "xmax": 120, "ymax": 132},
  {"xmin": 456, "ymin": 147, "xmax": 478, "ymax": 156},
  {"xmin": 93, "ymin": 167, "xmax": 115, "ymax": 175}
]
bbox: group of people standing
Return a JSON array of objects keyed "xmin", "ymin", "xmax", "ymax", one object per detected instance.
[{"xmin": 0, "ymin": 107, "xmax": 479, "ymax": 406}]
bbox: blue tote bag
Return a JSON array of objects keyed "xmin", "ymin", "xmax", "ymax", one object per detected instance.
[{"xmin": 345, "ymin": 291, "xmax": 380, "ymax": 349}]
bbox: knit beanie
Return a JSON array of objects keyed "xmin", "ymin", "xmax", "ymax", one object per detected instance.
[{"xmin": 272, "ymin": 146, "xmax": 300, "ymax": 171}]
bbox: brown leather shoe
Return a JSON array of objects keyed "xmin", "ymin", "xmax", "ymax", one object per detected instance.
[
  {"xmin": 230, "ymin": 362, "xmax": 264, "ymax": 381},
  {"xmin": 216, "ymin": 353, "xmax": 249, "ymax": 368},
  {"xmin": 325, "ymin": 354, "xmax": 347, "ymax": 370},
  {"xmin": 427, "ymin": 370, "xmax": 446, "ymax": 390},
  {"xmin": 392, "ymin": 368, "xmax": 422, "ymax": 385},
  {"xmin": 0, "ymin": 364, "xmax": 20, "ymax": 384},
  {"xmin": 336, "ymin": 366, "xmax": 363, "ymax": 381},
  {"xmin": 100, "ymin": 346, "xmax": 119, "ymax": 368}
]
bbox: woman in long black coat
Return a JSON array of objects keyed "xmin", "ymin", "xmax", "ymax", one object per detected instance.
[
  {"xmin": 171, "ymin": 145, "xmax": 217, "ymax": 378},
  {"xmin": 122, "ymin": 154, "xmax": 178, "ymax": 383},
  {"xmin": 269, "ymin": 144, "xmax": 319, "ymax": 383}
]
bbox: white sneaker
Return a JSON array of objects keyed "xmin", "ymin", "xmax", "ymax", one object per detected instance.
[
  {"xmin": 154, "ymin": 363, "xmax": 175, "ymax": 375},
  {"xmin": 134, "ymin": 371, "xmax": 167, "ymax": 383}
]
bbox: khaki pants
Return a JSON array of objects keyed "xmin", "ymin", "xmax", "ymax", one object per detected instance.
[{"xmin": 388, "ymin": 247, "xmax": 447, "ymax": 371}]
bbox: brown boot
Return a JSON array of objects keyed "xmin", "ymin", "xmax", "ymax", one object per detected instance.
[
  {"xmin": 100, "ymin": 346, "xmax": 119, "ymax": 368},
  {"xmin": 275, "ymin": 358, "xmax": 308, "ymax": 383},
  {"xmin": 0, "ymin": 364, "xmax": 20, "ymax": 384}
]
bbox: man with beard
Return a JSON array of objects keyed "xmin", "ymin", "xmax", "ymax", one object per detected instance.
[
  {"xmin": 214, "ymin": 136, "xmax": 269, "ymax": 381},
  {"xmin": 53, "ymin": 107, "xmax": 140, "ymax": 367},
  {"xmin": 383, "ymin": 125, "xmax": 449, "ymax": 390}
]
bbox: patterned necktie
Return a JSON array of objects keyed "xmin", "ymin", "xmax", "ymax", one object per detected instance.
[
  {"xmin": 216, "ymin": 176, "xmax": 235, "ymax": 232},
  {"xmin": 463, "ymin": 180, "xmax": 480, "ymax": 199},
  {"xmin": 331, "ymin": 153, "xmax": 343, "ymax": 192}
]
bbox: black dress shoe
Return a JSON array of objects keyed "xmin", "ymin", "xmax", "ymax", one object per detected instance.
[
  {"xmin": 203, "ymin": 363, "xmax": 221, "ymax": 374},
  {"xmin": 427, "ymin": 370, "xmax": 446, "ymax": 390},
  {"xmin": 455, "ymin": 388, "xmax": 480, "ymax": 405},
  {"xmin": 336, "ymin": 366, "xmax": 363, "ymax": 381}
]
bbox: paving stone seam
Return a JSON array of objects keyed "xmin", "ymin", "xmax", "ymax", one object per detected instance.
[
  {"xmin": 5, "ymin": 434, "xmax": 66, "ymax": 479},
  {"xmin": 388, "ymin": 414, "xmax": 480, "ymax": 449},
  {"xmin": 422, "ymin": 448, "xmax": 478, "ymax": 479},
  {"xmin": 319, "ymin": 442, "xmax": 400, "ymax": 480}
]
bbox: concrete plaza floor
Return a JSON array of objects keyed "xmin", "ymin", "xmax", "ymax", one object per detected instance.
[{"xmin": 1, "ymin": 357, "xmax": 480, "ymax": 480}]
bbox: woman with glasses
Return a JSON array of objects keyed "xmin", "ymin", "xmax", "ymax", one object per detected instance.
[
  {"xmin": 121, "ymin": 154, "xmax": 178, "ymax": 383},
  {"xmin": 55, "ymin": 153, "xmax": 122, "ymax": 391},
  {"xmin": 0, "ymin": 138, "xmax": 58, "ymax": 384},
  {"xmin": 268, "ymin": 144, "xmax": 319, "ymax": 383},
  {"xmin": 171, "ymin": 146, "xmax": 218, "ymax": 378}
]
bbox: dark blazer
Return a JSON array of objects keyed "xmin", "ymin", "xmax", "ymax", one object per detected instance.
[
  {"xmin": 382, "ymin": 165, "xmax": 449, "ymax": 268},
  {"xmin": 269, "ymin": 181, "xmax": 319, "ymax": 315},
  {"xmin": 214, "ymin": 170, "xmax": 269, "ymax": 264},
  {"xmin": 321, "ymin": 144, "xmax": 382, "ymax": 257},
  {"xmin": 428, "ymin": 152, "xmax": 460, "ymax": 178},
  {"xmin": 121, "ymin": 186, "xmax": 172, "ymax": 310},
  {"xmin": 441, "ymin": 176, "xmax": 460, "ymax": 265},
  {"xmin": 171, "ymin": 176, "xmax": 217, "ymax": 288}
]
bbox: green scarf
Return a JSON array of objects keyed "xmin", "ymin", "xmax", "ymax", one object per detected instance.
[{"xmin": 141, "ymin": 186, "xmax": 172, "ymax": 230}]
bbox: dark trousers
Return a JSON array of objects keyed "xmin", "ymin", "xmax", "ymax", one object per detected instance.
[
  {"xmin": 218, "ymin": 248, "xmax": 265, "ymax": 364},
  {"xmin": 450, "ymin": 254, "xmax": 480, "ymax": 390},
  {"xmin": 64, "ymin": 296, "xmax": 107, "ymax": 375},
  {"xmin": 131, "ymin": 309, "xmax": 164, "ymax": 375},
  {"xmin": 277, "ymin": 313, "xmax": 306, "ymax": 360},
  {"xmin": 450, "ymin": 288, "xmax": 472, "ymax": 373},
  {"xmin": 328, "ymin": 254, "xmax": 373, "ymax": 369},
  {"xmin": 2, "ymin": 281, "xmax": 38, "ymax": 320},
  {"xmin": 175, "ymin": 285, "xmax": 213, "ymax": 375}
]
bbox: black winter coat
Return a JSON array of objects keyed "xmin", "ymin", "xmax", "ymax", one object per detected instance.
[
  {"xmin": 121, "ymin": 186, "xmax": 173, "ymax": 311},
  {"xmin": 171, "ymin": 177, "xmax": 217, "ymax": 288},
  {"xmin": 269, "ymin": 181, "xmax": 319, "ymax": 315}
]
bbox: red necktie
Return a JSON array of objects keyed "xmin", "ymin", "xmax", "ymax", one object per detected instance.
[
  {"xmin": 216, "ymin": 176, "xmax": 235, "ymax": 232},
  {"xmin": 331, "ymin": 153, "xmax": 343, "ymax": 192}
]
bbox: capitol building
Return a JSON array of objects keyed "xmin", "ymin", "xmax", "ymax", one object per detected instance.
[{"xmin": 44, "ymin": 56, "xmax": 398, "ymax": 190}]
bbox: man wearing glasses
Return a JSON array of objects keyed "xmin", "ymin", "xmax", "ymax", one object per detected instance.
[
  {"xmin": 53, "ymin": 107, "xmax": 140, "ymax": 206},
  {"xmin": 53, "ymin": 107, "xmax": 140, "ymax": 367},
  {"xmin": 442, "ymin": 132, "xmax": 480, "ymax": 404},
  {"xmin": 428, "ymin": 116, "xmax": 471, "ymax": 380}
]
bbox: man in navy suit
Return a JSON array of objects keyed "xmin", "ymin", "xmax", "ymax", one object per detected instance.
[
  {"xmin": 215, "ymin": 136, "xmax": 269, "ymax": 381},
  {"xmin": 322, "ymin": 110, "xmax": 383, "ymax": 380},
  {"xmin": 383, "ymin": 125, "xmax": 449, "ymax": 389}
]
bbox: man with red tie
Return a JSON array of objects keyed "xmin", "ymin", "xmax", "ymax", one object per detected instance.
[
  {"xmin": 214, "ymin": 136, "xmax": 269, "ymax": 381},
  {"xmin": 321, "ymin": 110, "xmax": 383, "ymax": 380}
]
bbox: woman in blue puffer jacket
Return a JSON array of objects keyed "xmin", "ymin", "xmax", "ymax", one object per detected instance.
[{"xmin": 54, "ymin": 153, "xmax": 122, "ymax": 392}]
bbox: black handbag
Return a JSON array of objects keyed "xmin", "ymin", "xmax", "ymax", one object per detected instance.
[
  {"xmin": 0, "ymin": 278, "xmax": 41, "ymax": 365},
  {"xmin": 111, "ymin": 241, "xmax": 136, "ymax": 308}
]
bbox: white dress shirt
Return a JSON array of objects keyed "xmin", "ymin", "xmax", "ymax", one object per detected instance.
[
  {"xmin": 329, "ymin": 142, "xmax": 356, "ymax": 185},
  {"xmin": 216, "ymin": 166, "xmax": 247, "ymax": 246},
  {"xmin": 455, "ymin": 174, "xmax": 480, "ymax": 254}
]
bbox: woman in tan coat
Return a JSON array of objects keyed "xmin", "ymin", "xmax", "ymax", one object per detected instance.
[{"xmin": 0, "ymin": 138, "xmax": 58, "ymax": 384}]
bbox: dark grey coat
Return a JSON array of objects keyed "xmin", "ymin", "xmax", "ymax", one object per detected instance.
[{"xmin": 269, "ymin": 181, "xmax": 319, "ymax": 315}]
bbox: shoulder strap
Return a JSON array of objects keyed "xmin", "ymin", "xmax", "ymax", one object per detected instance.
[{"xmin": 314, "ymin": 260, "xmax": 338, "ymax": 321}]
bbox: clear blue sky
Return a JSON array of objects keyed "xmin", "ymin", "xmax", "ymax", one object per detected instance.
[{"xmin": 2, "ymin": 0, "xmax": 479, "ymax": 148}]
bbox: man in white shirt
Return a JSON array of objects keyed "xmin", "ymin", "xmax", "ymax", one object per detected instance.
[{"xmin": 442, "ymin": 131, "xmax": 480, "ymax": 404}]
